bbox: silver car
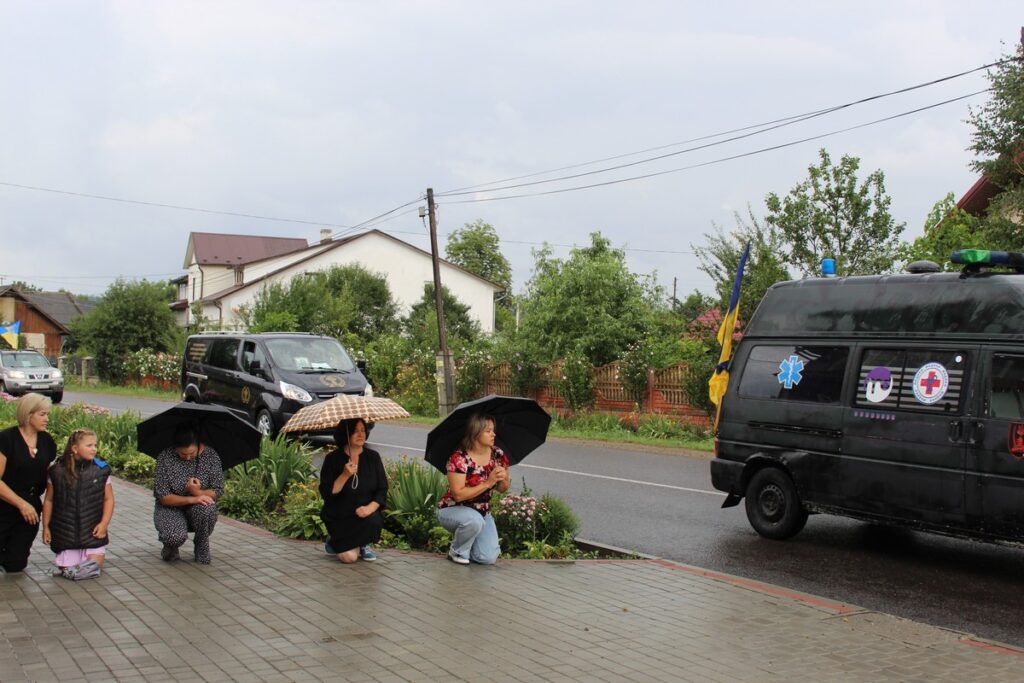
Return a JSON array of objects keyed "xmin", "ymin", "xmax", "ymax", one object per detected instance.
[{"xmin": 0, "ymin": 350, "xmax": 64, "ymax": 403}]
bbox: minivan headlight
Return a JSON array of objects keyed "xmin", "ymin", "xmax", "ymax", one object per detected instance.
[
  {"xmin": 279, "ymin": 381, "xmax": 313, "ymax": 402},
  {"xmin": 363, "ymin": 384, "xmax": 374, "ymax": 397},
  {"xmin": 51, "ymin": 370, "xmax": 62, "ymax": 379}
]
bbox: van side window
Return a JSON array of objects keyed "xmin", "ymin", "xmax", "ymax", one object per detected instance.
[
  {"xmin": 988, "ymin": 355, "xmax": 1024, "ymax": 419},
  {"xmin": 737, "ymin": 345, "xmax": 848, "ymax": 403},
  {"xmin": 856, "ymin": 349, "xmax": 967, "ymax": 413},
  {"xmin": 240, "ymin": 341, "xmax": 268, "ymax": 375},
  {"xmin": 207, "ymin": 338, "xmax": 241, "ymax": 371}
]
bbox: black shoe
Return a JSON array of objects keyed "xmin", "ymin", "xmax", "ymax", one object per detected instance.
[{"xmin": 160, "ymin": 544, "xmax": 180, "ymax": 562}]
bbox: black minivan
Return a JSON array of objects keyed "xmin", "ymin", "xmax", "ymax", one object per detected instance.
[
  {"xmin": 711, "ymin": 252, "xmax": 1024, "ymax": 546},
  {"xmin": 181, "ymin": 332, "xmax": 371, "ymax": 435}
]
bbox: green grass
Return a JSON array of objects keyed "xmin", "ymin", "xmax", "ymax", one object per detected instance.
[{"xmin": 64, "ymin": 376, "xmax": 181, "ymax": 402}]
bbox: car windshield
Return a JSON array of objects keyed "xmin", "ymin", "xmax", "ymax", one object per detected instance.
[
  {"xmin": 1, "ymin": 352, "xmax": 50, "ymax": 368},
  {"xmin": 263, "ymin": 338, "xmax": 356, "ymax": 373}
]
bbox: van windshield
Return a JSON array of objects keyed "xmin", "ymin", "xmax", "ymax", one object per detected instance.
[{"xmin": 263, "ymin": 338, "xmax": 356, "ymax": 373}]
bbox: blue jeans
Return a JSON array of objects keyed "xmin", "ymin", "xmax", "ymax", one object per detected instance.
[{"xmin": 437, "ymin": 506, "xmax": 500, "ymax": 564}]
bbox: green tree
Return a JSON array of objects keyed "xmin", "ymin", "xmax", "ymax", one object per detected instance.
[
  {"xmin": 765, "ymin": 149, "xmax": 905, "ymax": 277},
  {"xmin": 897, "ymin": 193, "xmax": 989, "ymax": 271},
  {"xmin": 403, "ymin": 284, "xmax": 481, "ymax": 350},
  {"xmin": 445, "ymin": 220, "xmax": 513, "ymax": 293},
  {"xmin": 72, "ymin": 279, "xmax": 178, "ymax": 381},
  {"xmin": 672, "ymin": 290, "xmax": 716, "ymax": 324},
  {"xmin": 694, "ymin": 208, "xmax": 791, "ymax": 319},
  {"xmin": 965, "ymin": 43, "xmax": 1024, "ymax": 246},
  {"xmin": 244, "ymin": 265, "xmax": 397, "ymax": 343},
  {"xmin": 518, "ymin": 232, "xmax": 660, "ymax": 366},
  {"xmin": 8, "ymin": 280, "xmax": 41, "ymax": 292}
]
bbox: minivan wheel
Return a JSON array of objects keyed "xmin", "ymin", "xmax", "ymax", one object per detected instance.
[
  {"xmin": 255, "ymin": 409, "xmax": 275, "ymax": 437},
  {"xmin": 744, "ymin": 467, "xmax": 808, "ymax": 540}
]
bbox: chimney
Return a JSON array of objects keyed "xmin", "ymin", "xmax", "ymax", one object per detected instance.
[{"xmin": 320, "ymin": 229, "xmax": 332, "ymax": 244}]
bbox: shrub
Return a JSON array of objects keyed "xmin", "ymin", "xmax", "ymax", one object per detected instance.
[
  {"xmin": 385, "ymin": 457, "xmax": 448, "ymax": 545},
  {"xmin": 121, "ymin": 454, "xmax": 155, "ymax": 486},
  {"xmin": 122, "ymin": 348, "xmax": 181, "ymax": 383},
  {"xmin": 363, "ymin": 333, "xmax": 411, "ymax": 397},
  {"xmin": 239, "ymin": 434, "xmax": 314, "ymax": 506},
  {"xmin": 537, "ymin": 493, "xmax": 579, "ymax": 543},
  {"xmin": 556, "ymin": 349, "xmax": 594, "ymax": 411},
  {"xmin": 220, "ymin": 468, "xmax": 273, "ymax": 524},
  {"xmin": 454, "ymin": 345, "xmax": 489, "ymax": 403},
  {"xmin": 393, "ymin": 355, "xmax": 438, "ymax": 416},
  {"xmin": 272, "ymin": 481, "xmax": 327, "ymax": 540},
  {"xmin": 508, "ymin": 348, "xmax": 544, "ymax": 397},
  {"xmin": 492, "ymin": 493, "xmax": 545, "ymax": 555},
  {"xmin": 619, "ymin": 338, "xmax": 654, "ymax": 407}
]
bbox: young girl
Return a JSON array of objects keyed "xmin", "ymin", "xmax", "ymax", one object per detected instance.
[{"xmin": 42, "ymin": 429, "xmax": 114, "ymax": 579}]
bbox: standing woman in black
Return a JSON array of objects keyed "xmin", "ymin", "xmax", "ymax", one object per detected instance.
[
  {"xmin": 319, "ymin": 418, "xmax": 388, "ymax": 563},
  {"xmin": 0, "ymin": 393, "xmax": 57, "ymax": 573}
]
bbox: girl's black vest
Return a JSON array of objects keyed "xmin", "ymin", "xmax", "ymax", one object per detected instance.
[{"xmin": 48, "ymin": 458, "xmax": 110, "ymax": 553}]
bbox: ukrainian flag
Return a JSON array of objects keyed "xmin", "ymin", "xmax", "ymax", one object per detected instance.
[
  {"xmin": 0, "ymin": 321, "xmax": 20, "ymax": 349},
  {"xmin": 708, "ymin": 242, "xmax": 750, "ymax": 424}
]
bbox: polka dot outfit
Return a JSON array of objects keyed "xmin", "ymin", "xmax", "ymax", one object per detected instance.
[{"xmin": 153, "ymin": 446, "xmax": 224, "ymax": 564}]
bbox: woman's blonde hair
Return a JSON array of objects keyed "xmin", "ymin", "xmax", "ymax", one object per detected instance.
[
  {"xmin": 16, "ymin": 392, "xmax": 52, "ymax": 428},
  {"xmin": 460, "ymin": 413, "xmax": 495, "ymax": 453}
]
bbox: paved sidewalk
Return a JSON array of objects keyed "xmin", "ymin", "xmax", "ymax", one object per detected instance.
[{"xmin": 2, "ymin": 479, "xmax": 1021, "ymax": 683}]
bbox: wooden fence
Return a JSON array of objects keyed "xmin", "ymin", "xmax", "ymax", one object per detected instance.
[{"xmin": 482, "ymin": 360, "xmax": 709, "ymax": 426}]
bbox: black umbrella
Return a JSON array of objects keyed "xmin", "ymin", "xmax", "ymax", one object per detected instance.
[
  {"xmin": 424, "ymin": 395, "xmax": 551, "ymax": 473},
  {"xmin": 136, "ymin": 403, "xmax": 262, "ymax": 470}
]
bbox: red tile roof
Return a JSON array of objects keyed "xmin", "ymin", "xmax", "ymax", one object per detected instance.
[{"xmin": 189, "ymin": 232, "xmax": 308, "ymax": 266}]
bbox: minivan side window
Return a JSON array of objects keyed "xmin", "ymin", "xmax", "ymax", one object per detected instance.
[
  {"xmin": 240, "ymin": 341, "xmax": 268, "ymax": 376},
  {"xmin": 988, "ymin": 354, "xmax": 1024, "ymax": 419},
  {"xmin": 207, "ymin": 338, "xmax": 241, "ymax": 371},
  {"xmin": 737, "ymin": 345, "xmax": 849, "ymax": 403},
  {"xmin": 856, "ymin": 349, "xmax": 967, "ymax": 413}
]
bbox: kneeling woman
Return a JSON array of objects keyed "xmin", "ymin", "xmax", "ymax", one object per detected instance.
[
  {"xmin": 436, "ymin": 413, "xmax": 510, "ymax": 565},
  {"xmin": 319, "ymin": 418, "xmax": 387, "ymax": 563}
]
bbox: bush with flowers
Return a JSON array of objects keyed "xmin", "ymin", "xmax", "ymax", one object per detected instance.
[
  {"xmin": 122, "ymin": 348, "xmax": 181, "ymax": 386},
  {"xmin": 556, "ymin": 348, "xmax": 595, "ymax": 411},
  {"xmin": 492, "ymin": 492, "xmax": 546, "ymax": 555}
]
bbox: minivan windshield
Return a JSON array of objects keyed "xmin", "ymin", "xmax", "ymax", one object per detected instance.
[
  {"xmin": 1, "ymin": 352, "xmax": 50, "ymax": 368},
  {"xmin": 263, "ymin": 338, "xmax": 356, "ymax": 373}
]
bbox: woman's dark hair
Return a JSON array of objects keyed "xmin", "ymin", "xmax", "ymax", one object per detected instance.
[
  {"xmin": 460, "ymin": 413, "xmax": 495, "ymax": 452},
  {"xmin": 172, "ymin": 422, "xmax": 202, "ymax": 449},
  {"xmin": 333, "ymin": 418, "xmax": 373, "ymax": 447}
]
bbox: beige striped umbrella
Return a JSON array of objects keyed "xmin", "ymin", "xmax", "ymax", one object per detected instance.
[{"xmin": 281, "ymin": 394, "xmax": 411, "ymax": 434}]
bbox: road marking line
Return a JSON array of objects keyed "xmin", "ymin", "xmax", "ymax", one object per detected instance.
[{"xmin": 370, "ymin": 441, "xmax": 724, "ymax": 496}]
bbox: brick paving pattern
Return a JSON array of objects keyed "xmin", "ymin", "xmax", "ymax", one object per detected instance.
[{"xmin": 1, "ymin": 478, "xmax": 1021, "ymax": 682}]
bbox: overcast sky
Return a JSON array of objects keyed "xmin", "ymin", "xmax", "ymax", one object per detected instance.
[{"xmin": 0, "ymin": 2, "xmax": 1020, "ymax": 300}]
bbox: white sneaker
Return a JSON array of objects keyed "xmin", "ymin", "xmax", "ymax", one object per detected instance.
[{"xmin": 447, "ymin": 548, "xmax": 470, "ymax": 565}]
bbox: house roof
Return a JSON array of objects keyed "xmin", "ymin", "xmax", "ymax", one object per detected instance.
[
  {"xmin": 955, "ymin": 175, "xmax": 1001, "ymax": 216},
  {"xmin": 185, "ymin": 232, "xmax": 309, "ymax": 268},
  {"xmin": 0, "ymin": 287, "xmax": 91, "ymax": 333},
  {"xmin": 198, "ymin": 229, "xmax": 503, "ymax": 304}
]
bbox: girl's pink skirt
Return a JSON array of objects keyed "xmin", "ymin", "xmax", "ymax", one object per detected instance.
[{"xmin": 54, "ymin": 548, "xmax": 106, "ymax": 568}]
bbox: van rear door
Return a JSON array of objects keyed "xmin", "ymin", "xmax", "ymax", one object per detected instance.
[
  {"xmin": 967, "ymin": 350, "xmax": 1024, "ymax": 540},
  {"xmin": 839, "ymin": 345, "xmax": 973, "ymax": 527}
]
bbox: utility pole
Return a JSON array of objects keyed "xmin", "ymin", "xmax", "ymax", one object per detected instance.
[
  {"xmin": 672, "ymin": 277, "xmax": 678, "ymax": 307},
  {"xmin": 427, "ymin": 188, "xmax": 456, "ymax": 415}
]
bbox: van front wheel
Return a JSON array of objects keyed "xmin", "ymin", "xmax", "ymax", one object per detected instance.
[
  {"xmin": 744, "ymin": 468, "xmax": 807, "ymax": 540},
  {"xmin": 255, "ymin": 409, "xmax": 275, "ymax": 437}
]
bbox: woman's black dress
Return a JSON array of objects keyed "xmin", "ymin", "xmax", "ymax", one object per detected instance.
[
  {"xmin": 319, "ymin": 447, "xmax": 387, "ymax": 552},
  {"xmin": 0, "ymin": 425, "xmax": 57, "ymax": 572}
]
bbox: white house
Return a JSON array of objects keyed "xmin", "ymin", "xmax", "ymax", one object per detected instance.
[{"xmin": 175, "ymin": 229, "xmax": 503, "ymax": 333}]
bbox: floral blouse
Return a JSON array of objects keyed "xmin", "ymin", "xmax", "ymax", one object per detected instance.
[{"xmin": 438, "ymin": 447, "xmax": 510, "ymax": 515}]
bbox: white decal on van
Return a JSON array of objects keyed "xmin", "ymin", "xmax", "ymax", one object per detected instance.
[
  {"xmin": 864, "ymin": 366, "xmax": 893, "ymax": 403},
  {"xmin": 911, "ymin": 362, "xmax": 949, "ymax": 405}
]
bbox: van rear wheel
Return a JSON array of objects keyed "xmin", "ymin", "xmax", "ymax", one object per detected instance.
[{"xmin": 744, "ymin": 467, "xmax": 808, "ymax": 540}]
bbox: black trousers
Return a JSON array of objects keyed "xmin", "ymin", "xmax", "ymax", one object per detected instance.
[{"xmin": 0, "ymin": 508, "xmax": 40, "ymax": 573}]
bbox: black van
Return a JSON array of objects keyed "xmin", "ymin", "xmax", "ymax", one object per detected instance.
[
  {"xmin": 711, "ymin": 251, "xmax": 1024, "ymax": 546},
  {"xmin": 181, "ymin": 332, "xmax": 371, "ymax": 435}
]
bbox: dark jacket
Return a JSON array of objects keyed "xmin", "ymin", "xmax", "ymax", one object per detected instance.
[{"xmin": 48, "ymin": 458, "xmax": 110, "ymax": 553}]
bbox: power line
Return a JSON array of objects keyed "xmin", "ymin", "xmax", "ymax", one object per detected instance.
[
  {"xmin": 439, "ymin": 89, "xmax": 989, "ymax": 205},
  {"xmin": 435, "ymin": 59, "xmax": 1007, "ymax": 198},
  {"xmin": 377, "ymin": 228, "xmax": 695, "ymax": 255}
]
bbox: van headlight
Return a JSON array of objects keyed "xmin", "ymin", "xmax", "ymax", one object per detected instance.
[
  {"xmin": 279, "ymin": 381, "xmax": 313, "ymax": 402},
  {"xmin": 363, "ymin": 384, "xmax": 374, "ymax": 397}
]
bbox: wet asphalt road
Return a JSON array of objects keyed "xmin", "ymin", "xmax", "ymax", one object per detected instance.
[{"xmin": 67, "ymin": 390, "xmax": 1024, "ymax": 647}]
